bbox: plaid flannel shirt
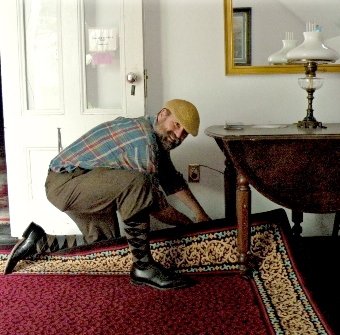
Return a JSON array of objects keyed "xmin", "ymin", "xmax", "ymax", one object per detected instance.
[{"xmin": 49, "ymin": 116, "xmax": 188, "ymax": 206}]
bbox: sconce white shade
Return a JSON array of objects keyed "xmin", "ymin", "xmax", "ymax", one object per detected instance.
[
  {"xmin": 286, "ymin": 31, "xmax": 340, "ymax": 63},
  {"xmin": 268, "ymin": 39, "xmax": 297, "ymax": 64}
]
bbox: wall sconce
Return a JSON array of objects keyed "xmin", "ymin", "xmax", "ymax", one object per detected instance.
[{"xmin": 270, "ymin": 23, "xmax": 340, "ymax": 128}]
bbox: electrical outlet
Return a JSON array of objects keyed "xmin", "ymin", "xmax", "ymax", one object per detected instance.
[{"xmin": 188, "ymin": 164, "xmax": 200, "ymax": 182}]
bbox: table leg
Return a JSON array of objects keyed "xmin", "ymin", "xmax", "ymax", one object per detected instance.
[
  {"xmin": 291, "ymin": 210, "xmax": 303, "ymax": 237},
  {"xmin": 236, "ymin": 172, "xmax": 251, "ymax": 275},
  {"xmin": 223, "ymin": 153, "xmax": 237, "ymax": 221},
  {"xmin": 216, "ymin": 139, "xmax": 237, "ymax": 221}
]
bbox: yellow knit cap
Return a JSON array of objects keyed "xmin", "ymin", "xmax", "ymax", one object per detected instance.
[{"xmin": 164, "ymin": 99, "xmax": 200, "ymax": 136}]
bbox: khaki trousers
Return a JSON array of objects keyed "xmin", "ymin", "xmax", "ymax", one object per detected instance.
[{"xmin": 45, "ymin": 168, "xmax": 155, "ymax": 244}]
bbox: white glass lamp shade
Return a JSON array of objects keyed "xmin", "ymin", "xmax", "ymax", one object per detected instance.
[
  {"xmin": 268, "ymin": 39, "xmax": 297, "ymax": 64},
  {"xmin": 286, "ymin": 31, "xmax": 340, "ymax": 63},
  {"xmin": 298, "ymin": 77, "xmax": 324, "ymax": 90}
]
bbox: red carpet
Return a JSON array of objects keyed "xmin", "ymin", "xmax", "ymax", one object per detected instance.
[
  {"xmin": 0, "ymin": 209, "xmax": 335, "ymax": 334},
  {"xmin": 0, "ymin": 274, "xmax": 267, "ymax": 335}
]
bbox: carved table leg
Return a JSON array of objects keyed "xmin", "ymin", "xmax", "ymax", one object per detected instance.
[
  {"xmin": 223, "ymin": 151, "xmax": 236, "ymax": 222},
  {"xmin": 215, "ymin": 139, "xmax": 237, "ymax": 222},
  {"xmin": 236, "ymin": 172, "xmax": 251, "ymax": 276},
  {"xmin": 332, "ymin": 211, "xmax": 340, "ymax": 238}
]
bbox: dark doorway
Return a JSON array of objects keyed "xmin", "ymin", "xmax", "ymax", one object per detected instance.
[{"xmin": 0, "ymin": 61, "xmax": 4, "ymax": 153}]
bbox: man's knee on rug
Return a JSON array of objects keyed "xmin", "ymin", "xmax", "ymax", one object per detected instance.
[{"xmin": 65, "ymin": 211, "xmax": 120, "ymax": 245}]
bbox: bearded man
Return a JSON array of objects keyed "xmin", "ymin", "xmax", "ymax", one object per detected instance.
[{"xmin": 4, "ymin": 99, "xmax": 211, "ymax": 289}]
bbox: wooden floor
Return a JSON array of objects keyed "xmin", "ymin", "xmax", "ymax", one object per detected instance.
[{"xmin": 0, "ymin": 224, "xmax": 18, "ymax": 246}]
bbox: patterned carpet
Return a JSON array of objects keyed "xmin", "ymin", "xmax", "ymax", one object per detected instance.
[{"xmin": 0, "ymin": 209, "xmax": 335, "ymax": 334}]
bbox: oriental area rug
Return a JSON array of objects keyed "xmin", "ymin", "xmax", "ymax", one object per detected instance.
[{"xmin": 0, "ymin": 209, "xmax": 335, "ymax": 335}]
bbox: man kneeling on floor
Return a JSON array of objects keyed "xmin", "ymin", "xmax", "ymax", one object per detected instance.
[{"xmin": 4, "ymin": 99, "xmax": 211, "ymax": 290}]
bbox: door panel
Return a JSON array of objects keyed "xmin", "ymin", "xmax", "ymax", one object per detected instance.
[{"xmin": 0, "ymin": 0, "xmax": 145, "ymax": 236}]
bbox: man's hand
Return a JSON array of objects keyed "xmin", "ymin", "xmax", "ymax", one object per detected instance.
[
  {"xmin": 195, "ymin": 212, "xmax": 212, "ymax": 223},
  {"xmin": 174, "ymin": 188, "xmax": 211, "ymax": 223},
  {"xmin": 151, "ymin": 205, "xmax": 193, "ymax": 226}
]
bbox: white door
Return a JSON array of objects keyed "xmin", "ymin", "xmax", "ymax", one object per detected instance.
[{"xmin": 0, "ymin": 0, "xmax": 145, "ymax": 236}]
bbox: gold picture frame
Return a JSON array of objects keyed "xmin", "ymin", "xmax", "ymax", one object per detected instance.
[{"xmin": 233, "ymin": 7, "xmax": 251, "ymax": 66}]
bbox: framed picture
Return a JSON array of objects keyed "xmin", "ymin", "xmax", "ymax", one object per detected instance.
[{"xmin": 233, "ymin": 7, "xmax": 252, "ymax": 65}]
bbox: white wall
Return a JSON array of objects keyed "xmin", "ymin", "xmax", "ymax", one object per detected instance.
[{"xmin": 143, "ymin": 0, "xmax": 340, "ymax": 236}]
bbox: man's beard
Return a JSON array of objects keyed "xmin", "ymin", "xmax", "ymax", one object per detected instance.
[{"xmin": 154, "ymin": 122, "xmax": 181, "ymax": 151}]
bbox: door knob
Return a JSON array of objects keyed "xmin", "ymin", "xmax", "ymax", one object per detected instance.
[
  {"xmin": 126, "ymin": 72, "xmax": 137, "ymax": 83},
  {"xmin": 126, "ymin": 72, "xmax": 137, "ymax": 95}
]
